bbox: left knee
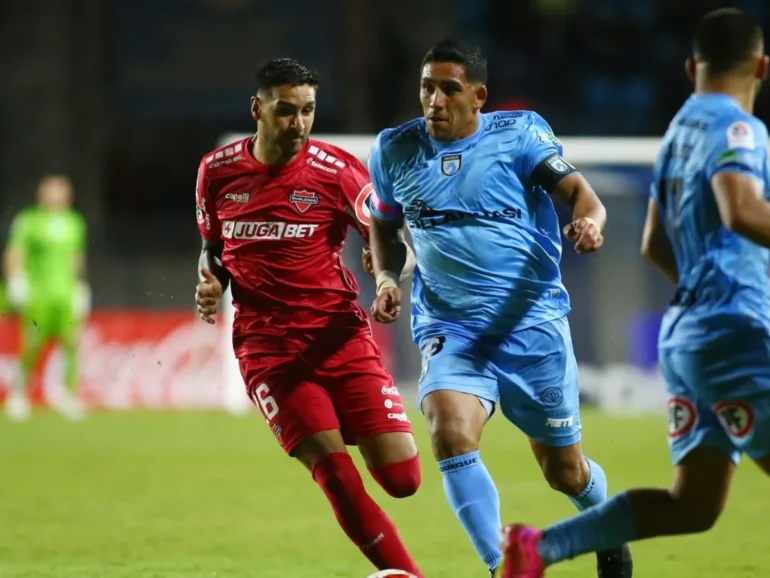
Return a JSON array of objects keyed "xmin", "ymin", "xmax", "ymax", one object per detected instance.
[
  {"xmin": 370, "ymin": 454, "xmax": 422, "ymax": 498},
  {"xmin": 541, "ymin": 456, "xmax": 589, "ymax": 497}
]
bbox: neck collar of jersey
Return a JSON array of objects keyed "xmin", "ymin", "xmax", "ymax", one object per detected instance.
[
  {"xmin": 243, "ymin": 135, "xmax": 308, "ymax": 172},
  {"xmin": 690, "ymin": 92, "xmax": 741, "ymax": 109},
  {"xmin": 428, "ymin": 113, "xmax": 486, "ymax": 152}
]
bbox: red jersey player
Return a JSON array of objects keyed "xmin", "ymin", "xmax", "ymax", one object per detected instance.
[{"xmin": 193, "ymin": 58, "xmax": 423, "ymax": 576}]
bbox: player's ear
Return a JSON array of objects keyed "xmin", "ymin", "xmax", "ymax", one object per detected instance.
[
  {"xmin": 474, "ymin": 84, "xmax": 488, "ymax": 111},
  {"xmin": 685, "ymin": 57, "xmax": 696, "ymax": 82},
  {"xmin": 250, "ymin": 95, "xmax": 260, "ymax": 122},
  {"xmin": 756, "ymin": 55, "xmax": 769, "ymax": 81}
]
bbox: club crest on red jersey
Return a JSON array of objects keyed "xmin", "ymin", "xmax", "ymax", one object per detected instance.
[
  {"xmin": 289, "ymin": 190, "xmax": 319, "ymax": 214},
  {"xmin": 354, "ymin": 183, "xmax": 374, "ymax": 226}
]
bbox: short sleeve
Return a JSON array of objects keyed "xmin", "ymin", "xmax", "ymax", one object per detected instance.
[
  {"xmin": 367, "ymin": 133, "xmax": 403, "ymax": 221},
  {"xmin": 195, "ymin": 158, "xmax": 222, "ymax": 241},
  {"xmin": 705, "ymin": 118, "xmax": 769, "ymax": 181},
  {"xmin": 338, "ymin": 155, "xmax": 373, "ymax": 242},
  {"xmin": 518, "ymin": 113, "xmax": 567, "ymax": 179}
]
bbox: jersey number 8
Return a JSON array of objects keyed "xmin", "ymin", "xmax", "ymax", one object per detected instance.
[
  {"xmin": 419, "ymin": 336, "xmax": 446, "ymax": 384},
  {"xmin": 254, "ymin": 383, "xmax": 279, "ymax": 421},
  {"xmin": 660, "ymin": 177, "xmax": 684, "ymax": 227}
]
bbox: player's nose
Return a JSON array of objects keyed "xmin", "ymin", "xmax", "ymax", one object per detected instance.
[
  {"xmin": 429, "ymin": 90, "xmax": 447, "ymax": 109},
  {"xmin": 291, "ymin": 115, "xmax": 305, "ymax": 133}
]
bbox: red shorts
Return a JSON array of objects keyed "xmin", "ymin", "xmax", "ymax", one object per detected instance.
[{"xmin": 238, "ymin": 328, "xmax": 413, "ymax": 455}]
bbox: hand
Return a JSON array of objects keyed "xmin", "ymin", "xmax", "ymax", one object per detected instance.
[
  {"xmin": 563, "ymin": 217, "xmax": 604, "ymax": 254},
  {"xmin": 6, "ymin": 274, "xmax": 29, "ymax": 309},
  {"xmin": 196, "ymin": 268, "xmax": 223, "ymax": 324},
  {"xmin": 362, "ymin": 247, "xmax": 374, "ymax": 277},
  {"xmin": 371, "ymin": 287, "xmax": 401, "ymax": 324}
]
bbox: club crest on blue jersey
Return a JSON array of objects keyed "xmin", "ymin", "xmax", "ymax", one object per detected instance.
[
  {"xmin": 441, "ymin": 154, "xmax": 462, "ymax": 177},
  {"xmin": 545, "ymin": 154, "xmax": 571, "ymax": 173}
]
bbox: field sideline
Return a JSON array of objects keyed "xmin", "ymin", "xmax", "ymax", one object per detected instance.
[{"xmin": 1, "ymin": 409, "xmax": 768, "ymax": 578}]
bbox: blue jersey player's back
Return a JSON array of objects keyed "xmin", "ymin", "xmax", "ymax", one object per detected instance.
[
  {"xmin": 369, "ymin": 111, "xmax": 571, "ymax": 338},
  {"xmin": 653, "ymin": 93, "xmax": 770, "ymax": 349}
]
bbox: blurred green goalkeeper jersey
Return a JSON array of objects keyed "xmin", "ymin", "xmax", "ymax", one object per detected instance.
[{"xmin": 8, "ymin": 207, "xmax": 86, "ymax": 300}]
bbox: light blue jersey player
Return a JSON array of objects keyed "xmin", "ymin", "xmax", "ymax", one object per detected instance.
[
  {"xmin": 365, "ymin": 40, "xmax": 631, "ymax": 578},
  {"xmin": 502, "ymin": 10, "xmax": 770, "ymax": 577}
]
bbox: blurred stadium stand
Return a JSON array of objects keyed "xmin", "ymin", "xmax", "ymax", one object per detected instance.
[{"xmin": 1, "ymin": 0, "xmax": 768, "ymax": 409}]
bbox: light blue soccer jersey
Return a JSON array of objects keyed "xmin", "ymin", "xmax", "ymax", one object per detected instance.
[
  {"xmin": 652, "ymin": 93, "xmax": 770, "ymax": 350},
  {"xmin": 368, "ymin": 112, "xmax": 572, "ymax": 339}
]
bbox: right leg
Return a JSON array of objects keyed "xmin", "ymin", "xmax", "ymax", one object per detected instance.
[
  {"xmin": 502, "ymin": 445, "xmax": 736, "ymax": 577},
  {"xmin": 6, "ymin": 306, "xmax": 46, "ymax": 420},
  {"xmin": 417, "ymin": 334, "xmax": 502, "ymax": 574},
  {"xmin": 502, "ymin": 348, "xmax": 740, "ymax": 575},
  {"xmin": 239, "ymin": 357, "xmax": 422, "ymax": 577}
]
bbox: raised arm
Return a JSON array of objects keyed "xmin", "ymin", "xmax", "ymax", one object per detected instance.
[{"xmin": 523, "ymin": 117, "xmax": 606, "ymax": 253}]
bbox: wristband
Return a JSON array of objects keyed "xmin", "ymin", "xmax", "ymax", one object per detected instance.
[{"xmin": 375, "ymin": 270, "xmax": 399, "ymax": 296}]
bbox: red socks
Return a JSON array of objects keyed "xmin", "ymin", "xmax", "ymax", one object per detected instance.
[{"xmin": 312, "ymin": 452, "xmax": 422, "ymax": 577}]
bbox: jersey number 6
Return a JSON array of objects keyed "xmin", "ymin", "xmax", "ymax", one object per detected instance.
[{"xmin": 254, "ymin": 383, "xmax": 279, "ymax": 421}]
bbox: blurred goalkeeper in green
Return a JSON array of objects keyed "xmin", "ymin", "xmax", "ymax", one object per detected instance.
[{"xmin": 3, "ymin": 175, "xmax": 90, "ymax": 421}]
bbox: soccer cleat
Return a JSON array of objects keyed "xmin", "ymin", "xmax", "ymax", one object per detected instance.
[
  {"xmin": 596, "ymin": 544, "xmax": 633, "ymax": 578},
  {"xmin": 55, "ymin": 394, "xmax": 85, "ymax": 421},
  {"xmin": 6, "ymin": 392, "xmax": 31, "ymax": 421},
  {"xmin": 501, "ymin": 524, "xmax": 545, "ymax": 578}
]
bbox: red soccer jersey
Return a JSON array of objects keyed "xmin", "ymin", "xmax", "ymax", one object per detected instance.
[{"xmin": 195, "ymin": 136, "xmax": 375, "ymax": 358}]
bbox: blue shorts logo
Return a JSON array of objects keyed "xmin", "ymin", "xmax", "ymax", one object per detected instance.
[
  {"xmin": 441, "ymin": 154, "xmax": 462, "ymax": 176},
  {"xmin": 539, "ymin": 387, "xmax": 563, "ymax": 407}
]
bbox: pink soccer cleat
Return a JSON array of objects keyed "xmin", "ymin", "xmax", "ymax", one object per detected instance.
[{"xmin": 501, "ymin": 524, "xmax": 546, "ymax": 578}]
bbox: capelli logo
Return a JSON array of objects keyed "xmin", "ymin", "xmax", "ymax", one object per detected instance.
[{"xmin": 225, "ymin": 192, "xmax": 249, "ymax": 203}]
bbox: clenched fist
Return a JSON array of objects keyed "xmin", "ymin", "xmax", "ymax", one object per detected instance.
[
  {"xmin": 563, "ymin": 217, "xmax": 604, "ymax": 254},
  {"xmin": 196, "ymin": 268, "xmax": 223, "ymax": 324},
  {"xmin": 371, "ymin": 287, "xmax": 401, "ymax": 324}
]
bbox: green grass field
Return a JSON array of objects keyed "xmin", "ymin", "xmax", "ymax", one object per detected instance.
[{"xmin": 1, "ymin": 409, "xmax": 768, "ymax": 578}]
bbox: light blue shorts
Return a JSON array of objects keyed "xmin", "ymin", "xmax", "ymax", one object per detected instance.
[
  {"xmin": 661, "ymin": 327, "xmax": 770, "ymax": 465},
  {"xmin": 416, "ymin": 316, "xmax": 581, "ymax": 447}
]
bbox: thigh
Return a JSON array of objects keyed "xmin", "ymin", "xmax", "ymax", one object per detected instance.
[
  {"xmin": 659, "ymin": 349, "xmax": 739, "ymax": 465},
  {"xmin": 318, "ymin": 331, "xmax": 414, "ymax": 446},
  {"xmin": 238, "ymin": 355, "xmax": 341, "ymax": 457},
  {"xmin": 416, "ymin": 331, "xmax": 498, "ymax": 414},
  {"xmin": 53, "ymin": 300, "xmax": 80, "ymax": 349},
  {"xmin": 357, "ymin": 432, "xmax": 418, "ymax": 469},
  {"xmin": 20, "ymin": 301, "xmax": 52, "ymax": 351},
  {"xmin": 493, "ymin": 317, "xmax": 582, "ymax": 448}
]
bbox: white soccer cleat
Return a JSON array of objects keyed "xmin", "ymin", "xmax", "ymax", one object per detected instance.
[
  {"xmin": 55, "ymin": 394, "xmax": 86, "ymax": 421},
  {"xmin": 366, "ymin": 571, "xmax": 418, "ymax": 578},
  {"xmin": 5, "ymin": 392, "xmax": 31, "ymax": 421}
]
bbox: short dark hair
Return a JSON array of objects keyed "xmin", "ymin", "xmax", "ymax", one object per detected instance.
[
  {"xmin": 254, "ymin": 58, "xmax": 320, "ymax": 94},
  {"xmin": 422, "ymin": 39, "xmax": 488, "ymax": 84},
  {"xmin": 694, "ymin": 9, "xmax": 764, "ymax": 75}
]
